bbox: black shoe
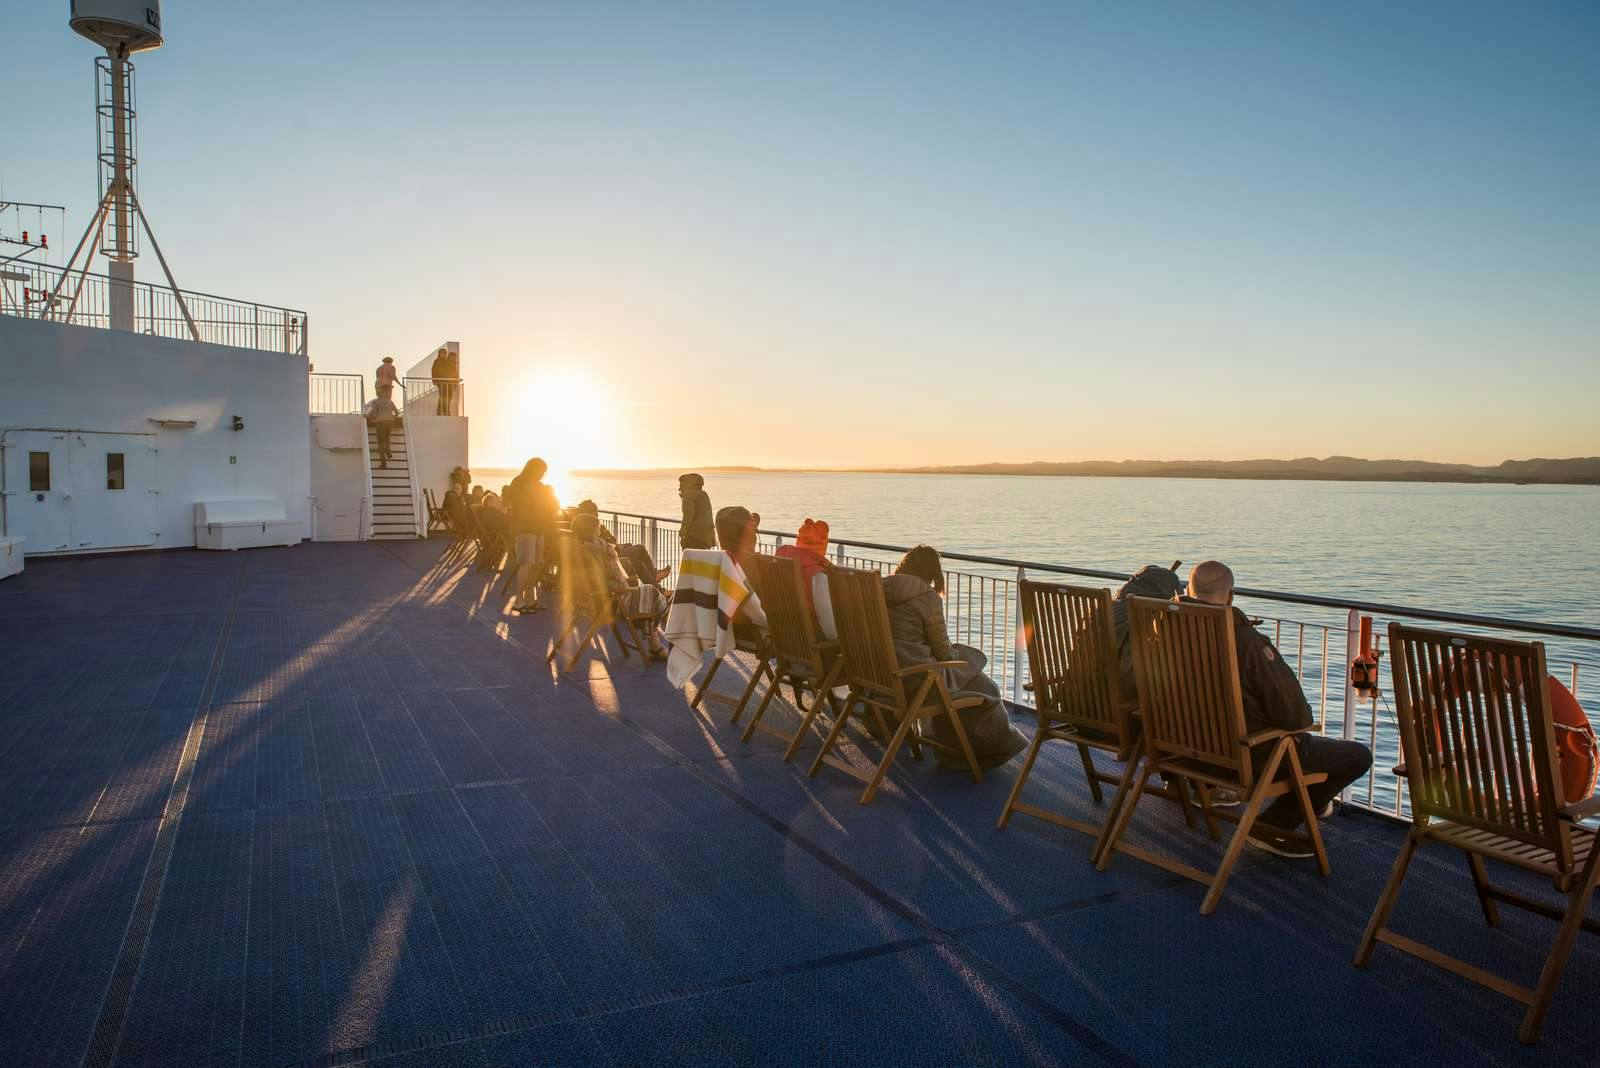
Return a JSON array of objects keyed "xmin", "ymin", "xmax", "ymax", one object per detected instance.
[{"xmin": 1245, "ymin": 823, "xmax": 1315, "ymax": 859}]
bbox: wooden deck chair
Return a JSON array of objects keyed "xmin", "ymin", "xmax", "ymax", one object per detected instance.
[
  {"xmin": 1095, "ymin": 597, "xmax": 1330, "ymax": 914},
  {"xmin": 544, "ymin": 537, "xmax": 649, "ymax": 673},
  {"xmin": 997, "ymin": 582, "xmax": 1153, "ymax": 854},
  {"xmin": 687, "ymin": 557, "xmax": 775, "ymax": 724},
  {"xmin": 738, "ymin": 553, "xmax": 845, "ymax": 762},
  {"xmin": 808, "ymin": 567, "xmax": 984, "ymax": 804},
  {"xmin": 424, "ymin": 488, "xmax": 451, "ymax": 535},
  {"xmin": 1354, "ymin": 624, "xmax": 1600, "ymax": 1044}
]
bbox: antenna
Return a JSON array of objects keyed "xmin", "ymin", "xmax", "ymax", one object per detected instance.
[{"xmin": 46, "ymin": 1, "xmax": 198, "ymax": 339}]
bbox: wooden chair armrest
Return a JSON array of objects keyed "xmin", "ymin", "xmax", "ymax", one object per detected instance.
[
  {"xmin": 1239, "ymin": 728, "xmax": 1288, "ymax": 748},
  {"xmin": 896, "ymin": 660, "xmax": 966, "ymax": 677},
  {"xmin": 1559, "ymin": 795, "xmax": 1600, "ymax": 822}
]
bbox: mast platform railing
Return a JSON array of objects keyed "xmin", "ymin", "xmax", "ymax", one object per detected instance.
[{"xmin": 0, "ymin": 258, "xmax": 308, "ymax": 356}]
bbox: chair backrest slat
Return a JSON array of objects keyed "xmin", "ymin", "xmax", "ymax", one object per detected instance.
[
  {"xmin": 1020, "ymin": 581, "xmax": 1127, "ymax": 746},
  {"xmin": 828, "ymin": 567, "xmax": 904, "ymax": 704},
  {"xmin": 1127, "ymin": 597, "xmax": 1246, "ymax": 776},
  {"xmin": 745, "ymin": 554, "xmax": 823, "ymax": 670},
  {"xmin": 1390, "ymin": 624, "xmax": 1566, "ymax": 861}
]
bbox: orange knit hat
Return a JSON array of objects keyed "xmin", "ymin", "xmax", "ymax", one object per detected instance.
[{"xmin": 796, "ymin": 518, "xmax": 829, "ymax": 555}]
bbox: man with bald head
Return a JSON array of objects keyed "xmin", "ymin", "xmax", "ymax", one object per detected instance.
[{"xmin": 1186, "ymin": 560, "xmax": 1372, "ymax": 858}]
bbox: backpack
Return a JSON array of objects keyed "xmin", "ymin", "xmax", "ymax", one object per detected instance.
[{"xmin": 1110, "ymin": 563, "xmax": 1185, "ymax": 710}]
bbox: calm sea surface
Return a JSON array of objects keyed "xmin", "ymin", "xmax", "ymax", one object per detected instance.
[{"xmin": 481, "ymin": 469, "xmax": 1600, "ymax": 718}]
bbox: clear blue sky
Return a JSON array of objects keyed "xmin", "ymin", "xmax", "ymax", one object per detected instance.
[{"xmin": 5, "ymin": 2, "xmax": 1596, "ymax": 468}]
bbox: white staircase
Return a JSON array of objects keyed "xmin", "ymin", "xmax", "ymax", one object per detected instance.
[{"xmin": 368, "ymin": 422, "xmax": 420, "ymax": 539}]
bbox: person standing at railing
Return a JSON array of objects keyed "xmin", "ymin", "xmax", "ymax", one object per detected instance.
[
  {"xmin": 432, "ymin": 350, "xmax": 451, "ymax": 415},
  {"xmin": 1185, "ymin": 560, "xmax": 1373, "ymax": 858},
  {"xmin": 679, "ymin": 473, "xmax": 715, "ymax": 549},
  {"xmin": 882, "ymin": 546, "xmax": 1028, "ymax": 770},
  {"xmin": 375, "ymin": 356, "xmax": 398, "ymax": 402}
]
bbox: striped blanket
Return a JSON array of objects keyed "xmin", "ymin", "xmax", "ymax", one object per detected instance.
[{"xmin": 665, "ymin": 549, "xmax": 760, "ymax": 689}]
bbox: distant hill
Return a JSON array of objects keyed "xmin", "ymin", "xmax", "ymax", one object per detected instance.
[
  {"xmin": 853, "ymin": 456, "xmax": 1600, "ymax": 485},
  {"xmin": 567, "ymin": 456, "xmax": 1600, "ymax": 484}
]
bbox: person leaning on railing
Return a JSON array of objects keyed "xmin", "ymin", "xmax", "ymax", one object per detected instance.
[{"xmin": 1184, "ymin": 560, "xmax": 1373, "ymax": 858}]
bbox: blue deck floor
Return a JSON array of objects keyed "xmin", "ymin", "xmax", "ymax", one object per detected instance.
[{"xmin": 1, "ymin": 540, "xmax": 1596, "ymax": 1067}]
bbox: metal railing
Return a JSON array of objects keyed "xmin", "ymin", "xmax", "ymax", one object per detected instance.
[
  {"xmin": 309, "ymin": 373, "xmax": 366, "ymax": 415},
  {"xmin": 401, "ymin": 376, "xmax": 465, "ymax": 416},
  {"xmin": 602, "ymin": 508, "xmax": 1598, "ymax": 821},
  {"xmin": 0, "ymin": 259, "xmax": 308, "ymax": 355}
]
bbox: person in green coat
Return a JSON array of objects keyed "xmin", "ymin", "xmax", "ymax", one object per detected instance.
[{"xmin": 678, "ymin": 473, "xmax": 715, "ymax": 549}]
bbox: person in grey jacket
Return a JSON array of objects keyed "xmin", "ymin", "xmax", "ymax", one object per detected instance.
[
  {"xmin": 881, "ymin": 545, "xmax": 1027, "ymax": 770},
  {"xmin": 679, "ymin": 473, "xmax": 715, "ymax": 549}
]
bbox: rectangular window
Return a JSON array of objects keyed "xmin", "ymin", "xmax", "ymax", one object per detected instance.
[
  {"xmin": 107, "ymin": 452, "xmax": 125, "ymax": 490},
  {"xmin": 28, "ymin": 451, "xmax": 50, "ymax": 492}
]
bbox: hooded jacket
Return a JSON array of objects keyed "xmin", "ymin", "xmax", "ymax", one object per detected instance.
[
  {"xmin": 678, "ymin": 474, "xmax": 715, "ymax": 549},
  {"xmin": 881, "ymin": 572, "xmax": 955, "ymax": 668}
]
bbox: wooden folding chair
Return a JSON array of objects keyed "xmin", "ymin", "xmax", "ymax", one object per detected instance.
[
  {"xmin": 544, "ymin": 538, "xmax": 650, "ymax": 673},
  {"xmin": 1354, "ymin": 624, "xmax": 1600, "ymax": 1044},
  {"xmin": 738, "ymin": 554, "xmax": 846, "ymax": 761},
  {"xmin": 687, "ymin": 558, "xmax": 775, "ymax": 724},
  {"xmin": 808, "ymin": 567, "xmax": 984, "ymax": 804},
  {"xmin": 1095, "ymin": 597, "xmax": 1330, "ymax": 914},
  {"xmin": 424, "ymin": 488, "xmax": 451, "ymax": 535},
  {"xmin": 997, "ymin": 582, "xmax": 1155, "ymax": 855}
]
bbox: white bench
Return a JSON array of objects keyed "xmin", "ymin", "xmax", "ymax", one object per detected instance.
[
  {"xmin": 0, "ymin": 537, "xmax": 22, "ymax": 581},
  {"xmin": 194, "ymin": 499, "xmax": 301, "ymax": 550}
]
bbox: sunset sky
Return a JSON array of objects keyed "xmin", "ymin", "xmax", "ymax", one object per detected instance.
[{"xmin": 5, "ymin": 3, "xmax": 1596, "ymax": 470}]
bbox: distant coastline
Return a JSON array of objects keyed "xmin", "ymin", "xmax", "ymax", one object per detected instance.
[{"xmin": 559, "ymin": 456, "xmax": 1600, "ymax": 486}]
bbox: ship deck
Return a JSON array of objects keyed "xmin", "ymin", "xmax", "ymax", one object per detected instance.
[{"xmin": 1, "ymin": 540, "xmax": 1596, "ymax": 1067}]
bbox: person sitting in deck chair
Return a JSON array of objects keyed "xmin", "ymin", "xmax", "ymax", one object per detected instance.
[
  {"xmin": 1184, "ymin": 560, "xmax": 1373, "ymax": 857},
  {"xmin": 775, "ymin": 517, "xmax": 837, "ymax": 640},
  {"xmin": 571, "ymin": 512, "xmax": 669, "ymax": 658},
  {"xmin": 882, "ymin": 546, "xmax": 1028, "ymax": 770},
  {"xmin": 577, "ymin": 500, "xmax": 671, "ymax": 587},
  {"xmin": 663, "ymin": 505, "xmax": 768, "ymax": 689}
]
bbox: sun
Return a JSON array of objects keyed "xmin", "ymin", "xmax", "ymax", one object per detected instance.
[{"xmin": 510, "ymin": 368, "xmax": 615, "ymax": 501}]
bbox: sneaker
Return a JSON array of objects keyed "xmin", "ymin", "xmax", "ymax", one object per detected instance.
[
  {"xmin": 1192, "ymin": 786, "xmax": 1243, "ymax": 809},
  {"xmin": 1245, "ymin": 823, "xmax": 1315, "ymax": 859},
  {"xmin": 1318, "ymin": 798, "xmax": 1341, "ymax": 819}
]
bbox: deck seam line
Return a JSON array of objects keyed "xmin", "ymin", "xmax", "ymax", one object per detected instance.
[{"xmin": 78, "ymin": 553, "xmax": 248, "ymax": 1068}]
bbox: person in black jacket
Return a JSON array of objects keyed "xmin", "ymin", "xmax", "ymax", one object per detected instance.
[
  {"xmin": 1187, "ymin": 561, "xmax": 1372, "ymax": 857},
  {"xmin": 679, "ymin": 474, "xmax": 715, "ymax": 549}
]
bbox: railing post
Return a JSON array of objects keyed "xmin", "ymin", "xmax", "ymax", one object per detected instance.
[
  {"xmin": 1341, "ymin": 608, "xmax": 1359, "ymax": 800},
  {"xmin": 1011, "ymin": 566, "xmax": 1026, "ymax": 705},
  {"xmin": 646, "ymin": 517, "xmax": 658, "ymax": 568},
  {"xmin": 834, "ymin": 542, "xmax": 845, "ymax": 566}
]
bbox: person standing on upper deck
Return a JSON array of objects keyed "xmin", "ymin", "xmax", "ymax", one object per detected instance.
[
  {"xmin": 1184, "ymin": 560, "xmax": 1373, "ymax": 858},
  {"xmin": 375, "ymin": 356, "xmax": 398, "ymax": 402},
  {"xmin": 430, "ymin": 347, "xmax": 450, "ymax": 414},
  {"xmin": 679, "ymin": 473, "xmax": 715, "ymax": 549}
]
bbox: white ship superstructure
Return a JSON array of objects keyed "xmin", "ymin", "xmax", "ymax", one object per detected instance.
[{"xmin": 0, "ymin": 2, "xmax": 467, "ymax": 573}]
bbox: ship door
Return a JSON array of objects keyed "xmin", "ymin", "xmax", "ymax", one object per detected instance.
[
  {"xmin": 68, "ymin": 434, "xmax": 159, "ymax": 550},
  {"xmin": 3, "ymin": 433, "xmax": 73, "ymax": 552}
]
